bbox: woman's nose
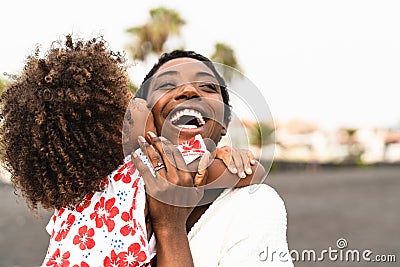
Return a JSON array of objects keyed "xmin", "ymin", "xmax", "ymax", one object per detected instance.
[{"xmin": 174, "ymin": 83, "xmax": 200, "ymax": 100}]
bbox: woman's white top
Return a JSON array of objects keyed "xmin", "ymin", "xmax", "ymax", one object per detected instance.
[{"xmin": 188, "ymin": 184, "xmax": 294, "ymax": 266}]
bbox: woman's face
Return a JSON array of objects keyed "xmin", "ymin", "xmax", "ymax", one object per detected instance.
[{"xmin": 146, "ymin": 57, "xmax": 226, "ymax": 145}]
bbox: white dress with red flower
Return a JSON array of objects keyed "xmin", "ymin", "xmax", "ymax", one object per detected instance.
[{"xmin": 42, "ymin": 135, "xmax": 206, "ymax": 267}]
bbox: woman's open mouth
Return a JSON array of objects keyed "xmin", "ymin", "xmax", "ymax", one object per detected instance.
[{"xmin": 169, "ymin": 108, "xmax": 208, "ymax": 129}]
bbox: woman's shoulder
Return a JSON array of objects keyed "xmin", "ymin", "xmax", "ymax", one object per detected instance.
[
  {"xmin": 218, "ymin": 184, "xmax": 288, "ymax": 221},
  {"xmin": 229, "ymin": 184, "xmax": 284, "ymax": 205}
]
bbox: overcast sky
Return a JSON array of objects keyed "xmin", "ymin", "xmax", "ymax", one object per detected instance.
[{"xmin": 2, "ymin": 0, "xmax": 400, "ymax": 129}]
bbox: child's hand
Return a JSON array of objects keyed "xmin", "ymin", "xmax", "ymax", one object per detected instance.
[
  {"xmin": 214, "ymin": 146, "xmax": 256, "ymax": 179},
  {"xmin": 122, "ymin": 98, "xmax": 156, "ymax": 154}
]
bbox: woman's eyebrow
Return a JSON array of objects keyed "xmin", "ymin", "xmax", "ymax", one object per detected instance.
[
  {"xmin": 154, "ymin": 70, "xmax": 178, "ymax": 79},
  {"xmin": 195, "ymin": 71, "xmax": 217, "ymax": 80},
  {"xmin": 153, "ymin": 70, "xmax": 217, "ymax": 81}
]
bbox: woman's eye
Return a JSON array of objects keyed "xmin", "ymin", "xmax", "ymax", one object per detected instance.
[
  {"xmin": 199, "ymin": 83, "xmax": 218, "ymax": 91},
  {"xmin": 158, "ymin": 82, "xmax": 176, "ymax": 90}
]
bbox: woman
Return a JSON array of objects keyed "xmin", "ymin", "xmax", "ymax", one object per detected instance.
[{"xmin": 133, "ymin": 50, "xmax": 293, "ymax": 266}]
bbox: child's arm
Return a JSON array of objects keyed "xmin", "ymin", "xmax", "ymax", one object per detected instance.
[
  {"xmin": 192, "ymin": 144, "xmax": 265, "ymax": 189},
  {"xmin": 188, "ymin": 156, "xmax": 266, "ymax": 190},
  {"xmin": 214, "ymin": 146, "xmax": 256, "ymax": 178},
  {"xmin": 206, "ymin": 158, "xmax": 266, "ymax": 188}
]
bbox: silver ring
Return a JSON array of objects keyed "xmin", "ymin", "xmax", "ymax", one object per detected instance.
[{"xmin": 154, "ymin": 162, "xmax": 166, "ymax": 172}]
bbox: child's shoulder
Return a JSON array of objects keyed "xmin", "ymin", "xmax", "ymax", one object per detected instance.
[{"xmin": 109, "ymin": 155, "xmax": 139, "ymax": 184}]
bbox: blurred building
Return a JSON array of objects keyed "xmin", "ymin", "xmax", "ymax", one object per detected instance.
[
  {"xmin": 244, "ymin": 119, "xmax": 400, "ymax": 165},
  {"xmin": 384, "ymin": 130, "xmax": 400, "ymax": 162}
]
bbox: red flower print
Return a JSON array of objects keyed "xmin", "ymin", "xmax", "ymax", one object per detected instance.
[
  {"xmin": 72, "ymin": 262, "xmax": 89, "ymax": 267},
  {"xmin": 140, "ymin": 235, "xmax": 146, "ymax": 247},
  {"xmin": 46, "ymin": 248, "xmax": 70, "ymax": 267},
  {"xmin": 50, "ymin": 214, "xmax": 57, "ymax": 238},
  {"xmin": 181, "ymin": 137, "xmax": 201, "ymax": 151},
  {"xmin": 76, "ymin": 193, "xmax": 93, "ymax": 212},
  {"xmin": 119, "ymin": 243, "xmax": 148, "ymax": 266},
  {"xmin": 90, "ymin": 197, "xmax": 119, "ymax": 232},
  {"xmin": 99, "ymin": 177, "xmax": 110, "ymax": 188},
  {"xmin": 114, "ymin": 161, "xmax": 137, "ymax": 183},
  {"xmin": 120, "ymin": 208, "xmax": 137, "ymax": 236},
  {"xmin": 73, "ymin": 225, "xmax": 95, "ymax": 250},
  {"xmin": 104, "ymin": 250, "xmax": 121, "ymax": 267},
  {"xmin": 55, "ymin": 213, "xmax": 75, "ymax": 241},
  {"xmin": 57, "ymin": 208, "xmax": 65, "ymax": 217},
  {"xmin": 130, "ymin": 179, "xmax": 141, "ymax": 209},
  {"xmin": 132, "ymin": 177, "xmax": 139, "ymax": 191}
]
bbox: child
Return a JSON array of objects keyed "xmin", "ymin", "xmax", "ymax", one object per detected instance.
[{"xmin": 0, "ymin": 35, "xmax": 261, "ymax": 267}]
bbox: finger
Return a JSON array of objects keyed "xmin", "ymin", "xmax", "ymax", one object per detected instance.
[
  {"xmin": 240, "ymin": 150, "xmax": 253, "ymax": 175},
  {"xmin": 193, "ymin": 151, "xmax": 210, "ymax": 187},
  {"xmin": 139, "ymin": 135, "xmax": 168, "ymax": 178},
  {"xmin": 172, "ymin": 144, "xmax": 191, "ymax": 174},
  {"xmin": 216, "ymin": 147, "xmax": 237, "ymax": 174},
  {"xmin": 138, "ymin": 135, "xmax": 150, "ymax": 158},
  {"xmin": 248, "ymin": 150, "xmax": 256, "ymax": 165},
  {"xmin": 131, "ymin": 152, "xmax": 171, "ymax": 202},
  {"xmin": 157, "ymin": 135, "xmax": 190, "ymax": 174},
  {"xmin": 159, "ymin": 136, "xmax": 193, "ymax": 186},
  {"xmin": 146, "ymin": 131, "xmax": 176, "ymax": 171},
  {"xmin": 231, "ymin": 149, "xmax": 246, "ymax": 179}
]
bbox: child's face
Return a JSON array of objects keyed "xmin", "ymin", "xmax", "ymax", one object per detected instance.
[{"xmin": 122, "ymin": 98, "xmax": 156, "ymax": 156}]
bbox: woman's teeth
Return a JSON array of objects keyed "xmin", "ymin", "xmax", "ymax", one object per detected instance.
[{"xmin": 170, "ymin": 108, "xmax": 206, "ymax": 128}]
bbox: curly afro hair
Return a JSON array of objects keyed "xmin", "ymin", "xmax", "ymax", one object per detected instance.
[{"xmin": 0, "ymin": 34, "xmax": 132, "ymax": 210}]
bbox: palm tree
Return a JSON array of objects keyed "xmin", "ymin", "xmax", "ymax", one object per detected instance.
[
  {"xmin": 341, "ymin": 128, "xmax": 365, "ymax": 165},
  {"xmin": 210, "ymin": 43, "xmax": 240, "ymax": 69},
  {"xmin": 125, "ymin": 6, "xmax": 243, "ymax": 94},
  {"xmin": 125, "ymin": 7, "xmax": 243, "ymax": 71},
  {"xmin": 249, "ymin": 121, "xmax": 275, "ymax": 148},
  {"xmin": 210, "ymin": 42, "xmax": 242, "ymax": 82},
  {"xmin": 125, "ymin": 7, "xmax": 186, "ymax": 61}
]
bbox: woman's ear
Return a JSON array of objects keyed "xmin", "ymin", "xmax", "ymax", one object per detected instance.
[
  {"xmin": 221, "ymin": 119, "xmax": 230, "ymax": 136},
  {"xmin": 221, "ymin": 127, "xmax": 227, "ymax": 136}
]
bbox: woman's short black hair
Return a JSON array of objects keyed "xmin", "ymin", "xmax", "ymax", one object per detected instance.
[{"xmin": 135, "ymin": 50, "xmax": 232, "ymax": 124}]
